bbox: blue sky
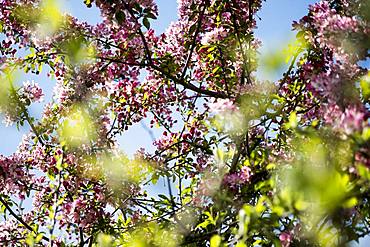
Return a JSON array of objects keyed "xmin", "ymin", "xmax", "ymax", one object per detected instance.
[{"xmin": 0, "ymin": 1, "xmax": 369, "ymax": 245}]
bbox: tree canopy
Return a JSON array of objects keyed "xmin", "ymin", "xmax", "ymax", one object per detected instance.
[{"xmin": 0, "ymin": 0, "xmax": 369, "ymax": 246}]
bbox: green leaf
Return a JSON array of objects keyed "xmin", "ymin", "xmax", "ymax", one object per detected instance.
[
  {"xmin": 236, "ymin": 242, "xmax": 247, "ymax": 247},
  {"xmin": 210, "ymin": 235, "xmax": 221, "ymax": 247},
  {"xmin": 35, "ymin": 234, "xmax": 43, "ymax": 243},
  {"xmin": 133, "ymin": 3, "xmax": 143, "ymax": 13},
  {"xmin": 360, "ymin": 72, "xmax": 370, "ymax": 101},
  {"xmin": 189, "ymin": 23, "xmax": 197, "ymax": 34},
  {"xmin": 146, "ymin": 12, "xmax": 157, "ymax": 19},
  {"xmin": 362, "ymin": 127, "xmax": 370, "ymax": 140},
  {"xmin": 358, "ymin": 165, "xmax": 370, "ymax": 180},
  {"xmin": 158, "ymin": 194, "xmax": 169, "ymax": 200},
  {"xmin": 285, "ymin": 111, "xmax": 298, "ymax": 129},
  {"xmin": 97, "ymin": 233, "xmax": 112, "ymax": 247},
  {"xmin": 25, "ymin": 233, "xmax": 35, "ymax": 247},
  {"xmin": 143, "ymin": 17, "xmax": 150, "ymax": 29},
  {"xmin": 83, "ymin": 0, "xmax": 93, "ymax": 8},
  {"xmin": 212, "ymin": 66, "xmax": 220, "ymax": 74},
  {"xmin": 115, "ymin": 11, "xmax": 126, "ymax": 24},
  {"xmin": 151, "ymin": 173, "xmax": 159, "ymax": 184},
  {"xmin": 343, "ymin": 197, "xmax": 358, "ymax": 208},
  {"xmin": 253, "ymin": 239, "xmax": 263, "ymax": 246}
]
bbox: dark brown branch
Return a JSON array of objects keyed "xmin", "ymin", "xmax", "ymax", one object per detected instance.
[
  {"xmin": 96, "ymin": 55, "xmax": 228, "ymax": 98},
  {"xmin": 151, "ymin": 64, "xmax": 228, "ymax": 98},
  {"xmin": 79, "ymin": 228, "xmax": 84, "ymax": 247},
  {"xmin": 0, "ymin": 195, "xmax": 50, "ymax": 243},
  {"xmin": 229, "ymin": 0, "xmax": 252, "ymax": 85},
  {"xmin": 121, "ymin": 1, "xmax": 153, "ymax": 64},
  {"xmin": 180, "ymin": 3, "xmax": 207, "ymax": 80},
  {"xmin": 217, "ymin": 46, "xmax": 231, "ymax": 95},
  {"xmin": 120, "ymin": 1, "xmax": 228, "ymax": 99}
]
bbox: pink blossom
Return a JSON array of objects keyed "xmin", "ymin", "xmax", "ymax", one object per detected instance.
[
  {"xmin": 209, "ymin": 99, "xmax": 237, "ymax": 113},
  {"xmin": 223, "ymin": 166, "xmax": 252, "ymax": 189},
  {"xmin": 201, "ymin": 27, "xmax": 228, "ymax": 45},
  {"xmin": 279, "ymin": 232, "xmax": 292, "ymax": 247},
  {"xmin": 22, "ymin": 80, "xmax": 43, "ymax": 102},
  {"xmin": 340, "ymin": 107, "xmax": 365, "ymax": 134}
]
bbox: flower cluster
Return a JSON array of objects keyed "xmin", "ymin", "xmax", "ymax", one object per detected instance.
[
  {"xmin": 21, "ymin": 80, "xmax": 44, "ymax": 102},
  {"xmin": 209, "ymin": 98, "xmax": 237, "ymax": 113},
  {"xmin": 201, "ymin": 27, "xmax": 228, "ymax": 45},
  {"xmin": 279, "ymin": 232, "xmax": 293, "ymax": 247},
  {"xmin": 0, "ymin": 154, "xmax": 32, "ymax": 198},
  {"xmin": 223, "ymin": 166, "xmax": 252, "ymax": 189}
]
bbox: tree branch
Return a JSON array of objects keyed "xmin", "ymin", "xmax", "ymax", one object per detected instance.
[{"xmin": 0, "ymin": 195, "xmax": 50, "ymax": 243}]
